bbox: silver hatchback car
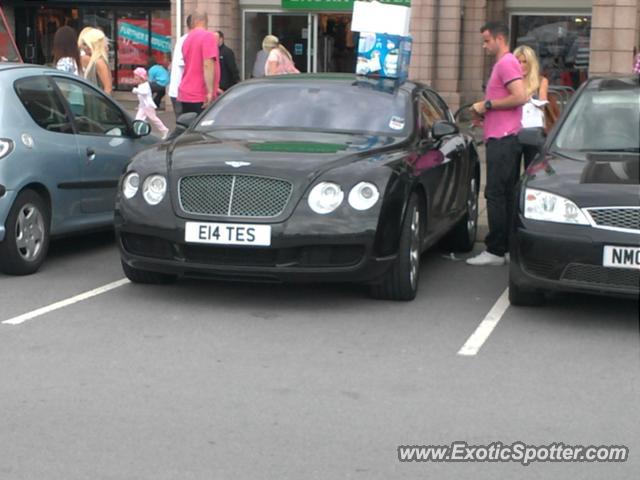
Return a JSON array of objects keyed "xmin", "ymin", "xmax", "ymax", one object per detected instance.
[{"xmin": 0, "ymin": 63, "xmax": 157, "ymax": 275}]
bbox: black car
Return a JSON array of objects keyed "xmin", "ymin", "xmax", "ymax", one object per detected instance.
[
  {"xmin": 510, "ymin": 76, "xmax": 640, "ymax": 306},
  {"xmin": 115, "ymin": 74, "xmax": 480, "ymax": 300}
]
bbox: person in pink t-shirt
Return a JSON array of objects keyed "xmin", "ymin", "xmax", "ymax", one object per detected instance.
[
  {"xmin": 466, "ymin": 22, "xmax": 527, "ymax": 267},
  {"xmin": 177, "ymin": 11, "xmax": 219, "ymax": 115}
]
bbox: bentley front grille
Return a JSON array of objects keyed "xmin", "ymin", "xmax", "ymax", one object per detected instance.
[{"xmin": 179, "ymin": 174, "xmax": 293, "ymax": 218}]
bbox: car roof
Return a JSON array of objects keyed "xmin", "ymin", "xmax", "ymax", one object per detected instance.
[
  {"xmin": 246, "ymin": 73, "xmax": 421, "ymax": 95},
  {"xmin": 584, "ymin": 75, "xmax": 639, "ymax": 91}
]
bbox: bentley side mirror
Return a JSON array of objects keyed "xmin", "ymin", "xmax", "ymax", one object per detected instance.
[
  {"xmin": 176, "ymin": 112, "xmax": 198, "ymax": 129},
  {"xmin": 432, "ymin": 120, "xmax": 459, "ymax": 140},
  {"xmin": 132, "ymin": 120, "xmax": 151, "ymax": 137}
]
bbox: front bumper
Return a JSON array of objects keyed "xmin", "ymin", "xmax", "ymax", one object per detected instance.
[
  {"xmin": 510, "ymin": 215, "xmax": 640, "ymax": 298},
  {"xmin": 115, "ymin": 212, "xmax": 396, "ymax": 284}
]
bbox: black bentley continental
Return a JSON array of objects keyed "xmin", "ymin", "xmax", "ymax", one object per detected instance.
[{"xmin": 115, "ymin": 74, "xmax": 480, "ymax": 300}]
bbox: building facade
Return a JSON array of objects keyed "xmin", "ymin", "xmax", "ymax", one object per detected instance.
[
  {"xmin": 172, "ymin": 0, "xmax": 640, "ymax": 109},
  {"xmin": 3, "ymin": 0, "xmax": 640, "ymax": 101}
]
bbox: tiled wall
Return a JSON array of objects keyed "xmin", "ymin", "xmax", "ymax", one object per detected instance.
[{"xmin": 590, "ymin": 0, "xmax": 640, "ymax": 75}]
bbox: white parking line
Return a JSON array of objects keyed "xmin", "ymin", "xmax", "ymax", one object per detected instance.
[
  {"xmin": 2, "ymin": 278, "xmax": 130, "ymax": 326},
  {"xmin": 457, "ymin": 288, "xmax": 510, "ymax": 356}
]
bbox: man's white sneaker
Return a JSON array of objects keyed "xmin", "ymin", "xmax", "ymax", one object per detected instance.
[{"xmin": 466, "ymin": 251, "xmax": 506, "ymax": 266}]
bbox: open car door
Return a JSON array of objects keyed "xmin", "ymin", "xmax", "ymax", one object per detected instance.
[{"xmin": 0, "ymin": 7, "xmax": 22, "ymax": 62}]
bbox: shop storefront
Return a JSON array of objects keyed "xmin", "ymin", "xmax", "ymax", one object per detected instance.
[
  {"xmin": 507, "ymin": 0, "xmax": 592, "ymax": 89},
  {"xmin": 3, "ymin": 1, "xmax": 170, "ymax": 89},
  {"xmin": 240, "ymin": 0, "xmax": 409, "ymax": 79}
]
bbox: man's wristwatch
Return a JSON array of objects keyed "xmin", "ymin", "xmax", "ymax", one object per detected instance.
[{"xmin": 484, "ymin": 100, "xmax": 493, "ymax": 111}]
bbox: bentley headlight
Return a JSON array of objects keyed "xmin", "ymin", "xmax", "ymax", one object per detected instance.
[
  {"xmin": 0, "ymin": 139, "xmax": 14, "ymax": 159},
  {"xmin": 348, "ymin": 182, "xmax": 380, "ymax": 211},
  {"xmin": 122, "ymin": 172, "xmax": 140, "ymax": 199},
  {"xmin": 142, "ymin": 175, "xmax": 167, "ymax": 205},
  {"xmin": 524, "ymin": 188, "xmax": 589, "ymax": 225},
  {"xmin": 308, "ymin": 182, "xmax": 344, "ymax": 214}
]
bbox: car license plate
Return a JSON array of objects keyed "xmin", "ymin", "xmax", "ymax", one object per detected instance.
[
  {"xmin": 185, "ymin": 222, "xmax": 271, "ymax": 246},
  {"xmin": 602, "ymin": 246, "xmax": 640, "ymax": 270}
]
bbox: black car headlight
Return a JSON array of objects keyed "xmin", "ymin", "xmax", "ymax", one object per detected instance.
[
  {"xmin": 348, "ymin": 182, "xmax": 380, "ymax": 211},
  {"xmin": 524, "ymin": 188, "xmax": 589, "ymax": 225},
  {"xmin": 142, "ymin": 175, "xmax": 167, "ymax": 205},
  {"xmin": 122, "ymin": 172, "xmax": 140, "ymax": 199},
  {"xmin": 308, "ymin": 182, "xmax": 344, "ymax": 214}
]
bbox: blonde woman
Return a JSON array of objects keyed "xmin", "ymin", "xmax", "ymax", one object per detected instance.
[
  {"xmin": 514, "ymin": 45, "xmax": 548, "ymax": 168},
  {"xmin": 80, "ymin": 28, "xmax": 112, "ymax": 95},
  {"xmin": 263, "ymin": 35, "xmax": 300, "ymax": 76},
  {"xmin": 77, "ymin": 26, "xmax": 94, "ymax": 72}
]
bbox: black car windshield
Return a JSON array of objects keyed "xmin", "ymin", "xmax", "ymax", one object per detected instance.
[
  {"xmin": 552, "ymin": 86, "xmax": 640, "ymax": 157},
  {"xmin": 195, "ymin": 82, "xmax": 412, "ymax": 136}
]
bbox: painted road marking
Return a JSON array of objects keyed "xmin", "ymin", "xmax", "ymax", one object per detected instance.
[
  {"xmin": 457, "ymin": 288, "xmax": 510, "ymax": 356},
  {"xmin": 2, "ymin": 278, "xmax": 130, "ymax": 326}
]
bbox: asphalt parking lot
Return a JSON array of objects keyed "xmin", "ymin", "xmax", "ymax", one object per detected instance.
[{"xmin": 0, "ymin": 230, "xmax": 638, "ymax": 479}]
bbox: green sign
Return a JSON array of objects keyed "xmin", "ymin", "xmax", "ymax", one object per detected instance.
[{"xmin": 282, "ymin": 0, "xmax": 410, "ymax": 11}]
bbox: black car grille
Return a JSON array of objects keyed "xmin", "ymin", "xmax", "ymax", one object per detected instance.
[
  {"xmin": 586, "ymin": 208, "xmax": 640, "ymax": 233},
  {"xmin": 561, "ymin": 263, "xmax": 640, "ymax": 290},
  {"xmin": 179, "ymin": 174, "xmax": 293, "ymax": 218},
  {"xmin": 521, "ymin": 256, "xmax": 559, "ymax": 280},
  {"xmin": 121, "ymin": 233, "xmax": 364, "ymax": 268}
]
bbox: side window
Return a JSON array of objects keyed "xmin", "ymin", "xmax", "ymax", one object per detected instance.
[
  {"xmin": 53, "ymin": 77, "xmax": 129, "ymax": 137},
  {"xmin": 424, "ymin": 91, "xmax": 451, "ymax": 122},
  {"xmin": 14, "ymin": 76, "xmax": 73, "ymax": 134},
  {"xmin": 418, "ymin": 96, "xmax": 443, "ymax": 135}
]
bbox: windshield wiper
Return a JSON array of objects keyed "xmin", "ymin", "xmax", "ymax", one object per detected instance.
[{"xmin": 549, "ymin": 148, "xmax": 581, "ymax": 160}]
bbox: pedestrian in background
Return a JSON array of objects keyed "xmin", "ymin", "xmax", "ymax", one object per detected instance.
[
  {"xmin": 251, "ymin": 48, "xmax": 268, "ymax": 78},
  {"xmin": 263, "ymin": 35, "xmax": 300, "ymax": 76},
  {"xmin": 77, "ymin": 26, "xmax": 94, "ymax": 72},
  {"xmin": 177, "ymin": 11, "xmax": 219, "ymax": 115},
  {"xmin": 216, "ymin": 30, "xmax": 240, "ymax": 91},
  {"xmin": 132, "ymin": 67, "xmax": 169, "ymax": 140},
  {"xmin": 514, "ymin": 45, "xmax": 548, "ymax": 169},
  {"xmin": 81, "ymin": 28, "xmax": 112, "ymax": 95},
  {"xmin": 168, "ymin": 15, "xmax": 192, "ymax": 119},
  {"xmin": 466, "ymin": 22, "xmax": 527, "ymax": 267},
  {"xmin": 147, "ymin": 58, "xmax": 170, "ymax": 108},
  {"xmin": 53, "ymin": 26, "xmax": 81, "ymax": 76},
  {"xmin": 634, "ymin": 48, "xmax": 640, "ymax": 75}
]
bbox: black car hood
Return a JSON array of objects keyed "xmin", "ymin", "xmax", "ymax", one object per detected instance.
[
  {"xmin": 167, "ymin": 130, "xmax": 405, "ymax": 180},
  {"xmin": 525, "ymin": 151, "xmax": 640, "ymax": 207}
]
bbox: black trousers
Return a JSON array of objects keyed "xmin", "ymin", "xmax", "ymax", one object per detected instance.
[
  {"xmin": 520, "ymin": 127, "xmax": 545, "ymax": 170},
  {"xmin": 149, "ymin": 82, "xmax": 166, "ymax": 108},
  {"xmin": 170, "ymin": 97, "xmax": 182, "ymax": 120},
  {"xmin": 484, "ymin": 135, "xmax": 522, "ymax": 257},
  {"xmin": 180, "ymin": 102, "xmax": 204, "ymax": 115}
]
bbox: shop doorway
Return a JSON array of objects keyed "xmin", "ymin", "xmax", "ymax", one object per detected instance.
[{"xmin": 242, "ymin": 10, "xmax": 356, "ymax": 80}]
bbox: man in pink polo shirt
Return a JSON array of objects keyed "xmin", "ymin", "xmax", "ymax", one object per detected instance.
[
  {"xmin": 177, "ymin": 11, "xmax": 219, "ymax": 115},
  {"xmin": 467, "ymin": 22, "xmax": 527, "ymax": 267}
]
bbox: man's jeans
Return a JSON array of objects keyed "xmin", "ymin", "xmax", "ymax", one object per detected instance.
[{"xmin": 484, "ymin": 135, "xmax": 522, "ymax": 257}]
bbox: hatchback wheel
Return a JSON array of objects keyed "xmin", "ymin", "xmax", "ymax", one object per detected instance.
[{"xmin": 0, "ymin": 190, "xmax": 50, "ymax": 275}]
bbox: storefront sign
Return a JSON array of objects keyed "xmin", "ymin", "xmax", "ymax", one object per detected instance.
[
  {"xmin": 282, "ymin": 0, "xmax": 410, "ymax": 11},
  {"xmin": 117, "ymin": 18, "xmax": 171, "ymax": 86}
]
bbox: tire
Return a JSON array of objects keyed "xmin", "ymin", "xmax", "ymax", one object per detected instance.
[
  {"xmin": 121, "ymin": 260, "xmax": 177, "ymax": 284},
  {"xmin": 370, "ymin": 193, "xmax": 423, "ymax": 301},
  {"xmin": 508, "ymin": 276, "xmax": 544, "ymax": 306},
  {"xmin": 442, "ymin": 172, "xmax": 479, "ymax": 252},
  {"xmin": 0, "ymin": 190, "xmax": 50, "ymax": 275}
]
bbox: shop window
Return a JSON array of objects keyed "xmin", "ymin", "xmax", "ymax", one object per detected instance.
[
  {"xmin": 512, "ymin": 15, "xmax": 591, "ymax": 90},
  {"xmin": 116, "ymin": 9, "xmax": 150, "ymax": 89}
]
